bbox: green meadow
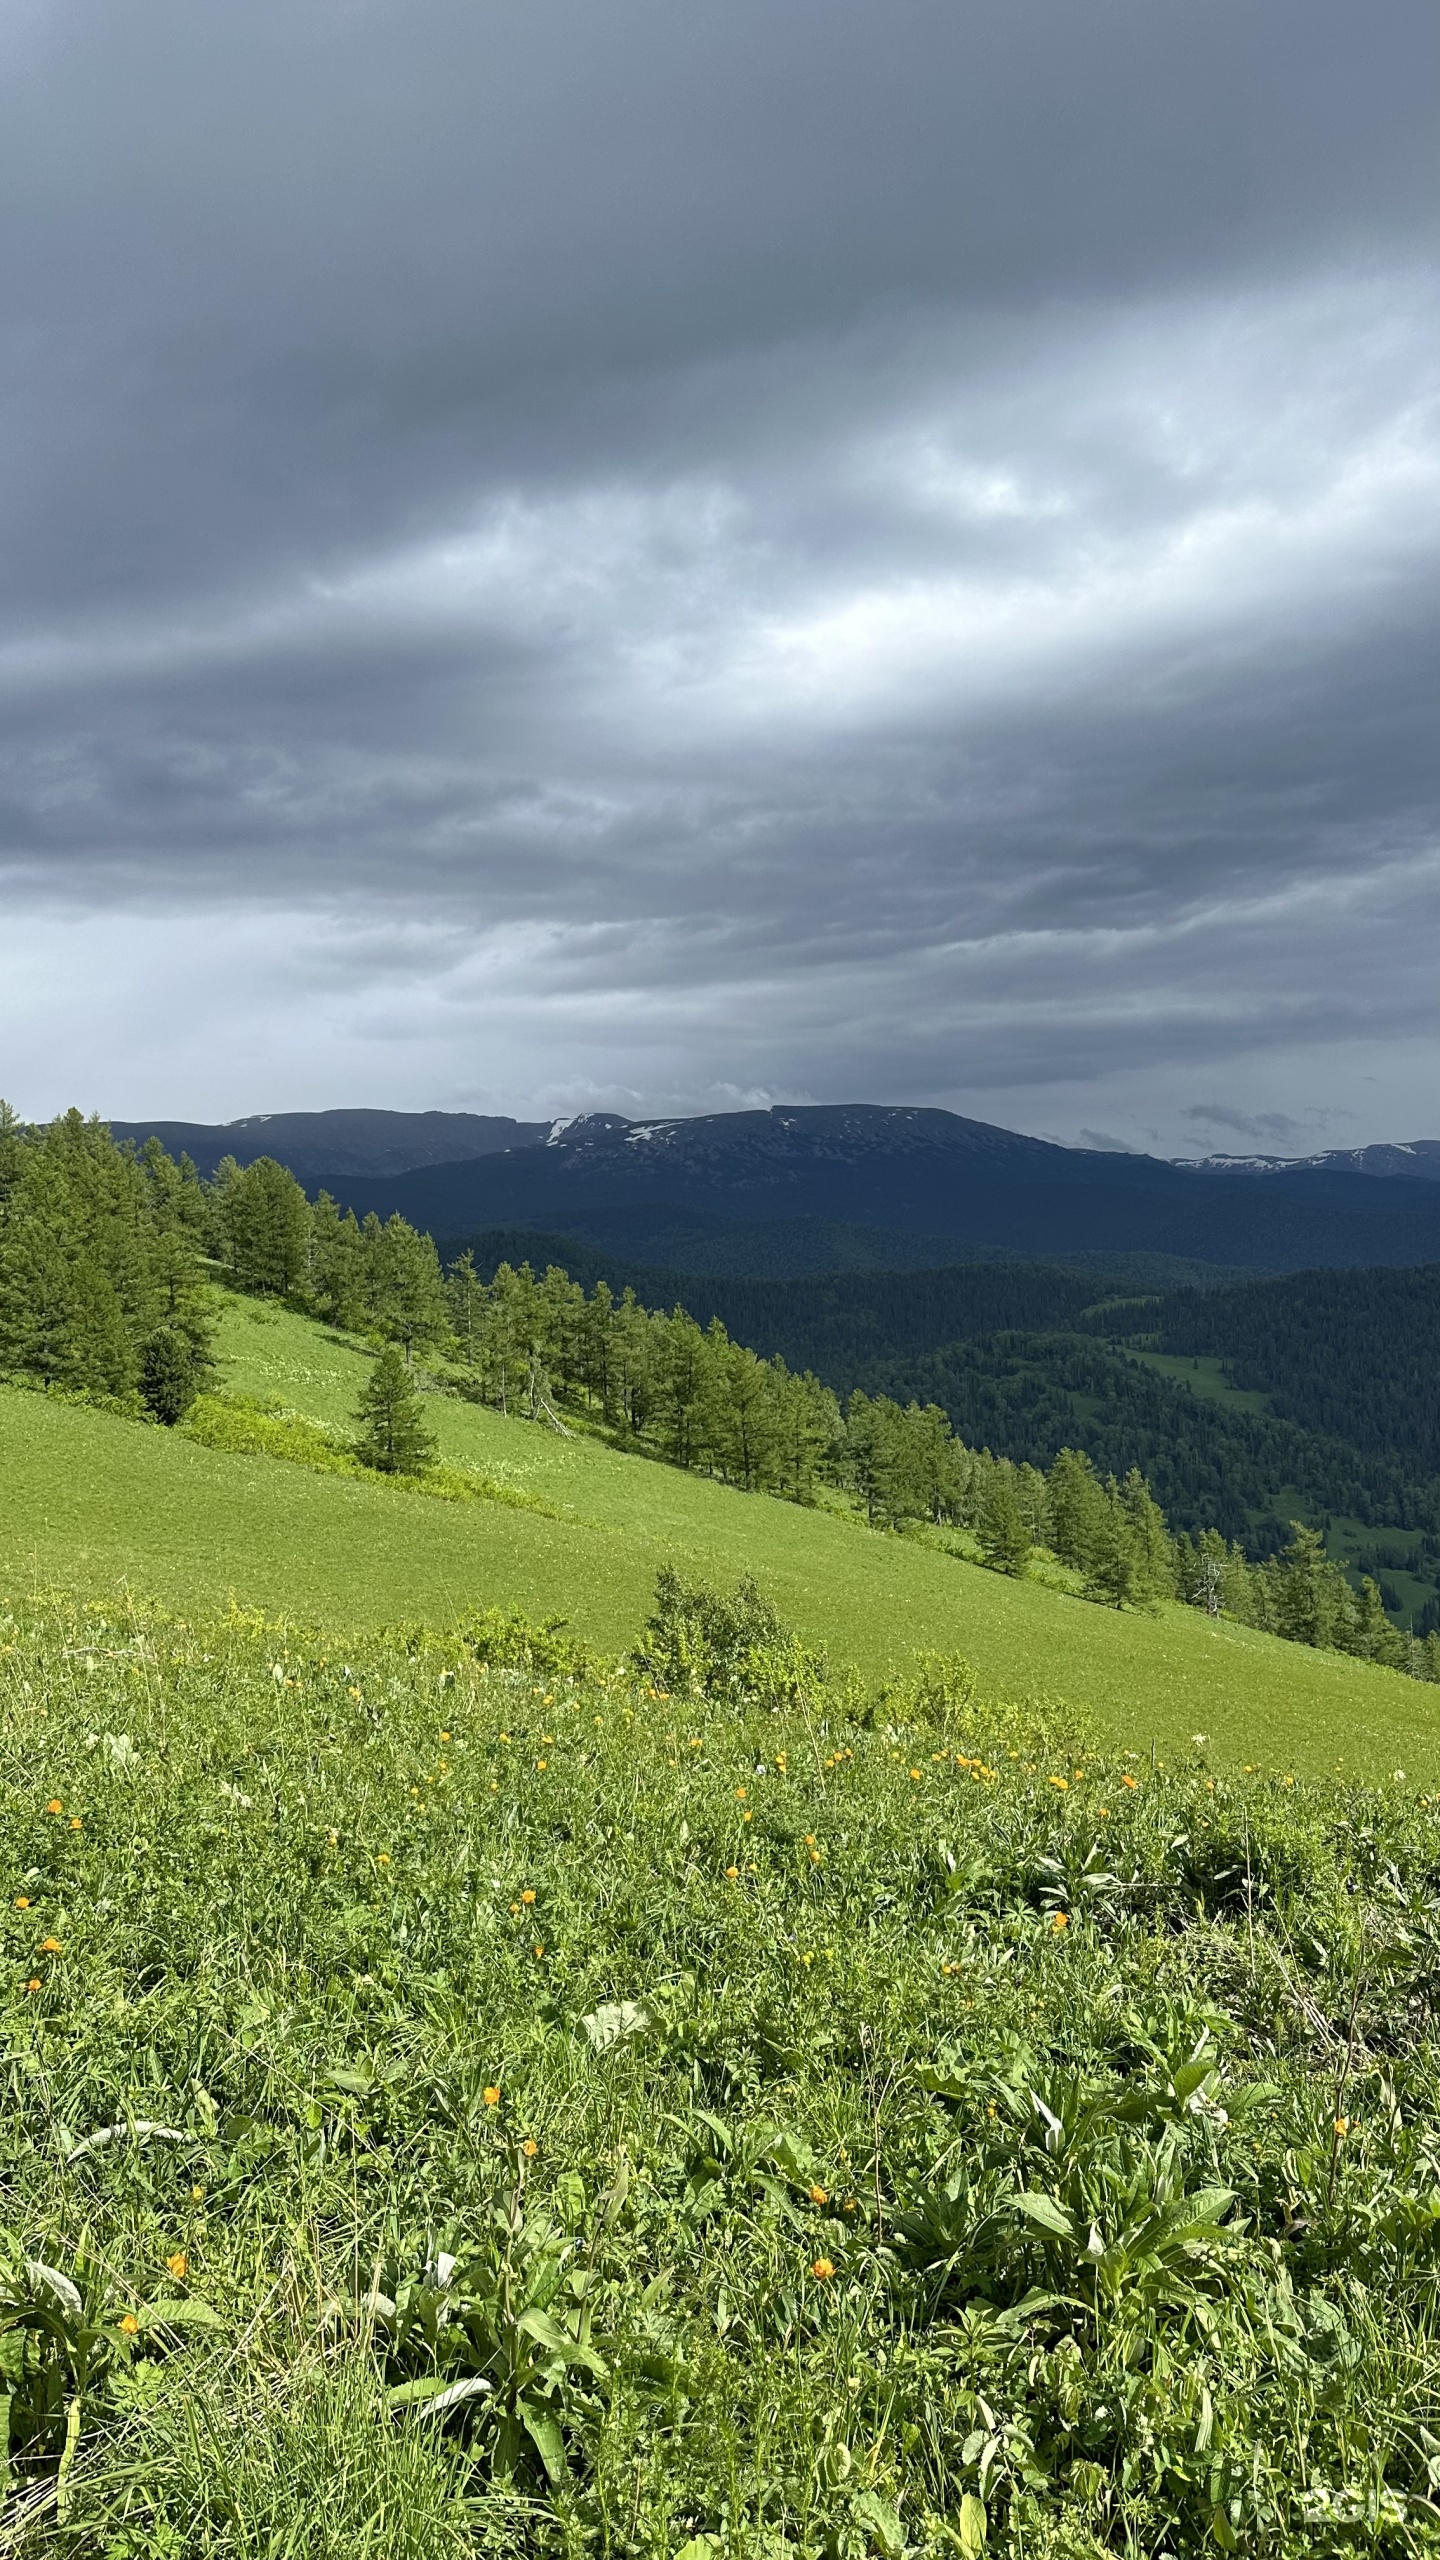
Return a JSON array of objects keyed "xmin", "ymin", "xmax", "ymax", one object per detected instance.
[{"xmin": 1, "ymin": 1292, "xmax": 1436, "ymax": 1779}]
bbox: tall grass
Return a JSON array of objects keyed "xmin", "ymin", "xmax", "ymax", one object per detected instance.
[{"xmin": 0, "ymin": 1586, "xmax": 1437, "ymax": 2552}]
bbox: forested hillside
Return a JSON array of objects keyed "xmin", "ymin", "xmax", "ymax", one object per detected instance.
[
  {"xmin": 5, "ymin": 1107, "xmax": 1437, "ymax": 1671},
  {"xmin": 1143, "ymin": 1264, "xmax": 1440, "ymax": 1476}
]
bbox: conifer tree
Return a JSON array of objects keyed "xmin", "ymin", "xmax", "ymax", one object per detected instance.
[
  {"xmin": 353, "ymin": 1343, "xmax": 437, "ymax": 1475},
  {"xmin": 977, "ymin": 1460, "xmax": 1032, "ymax": 1575},
  {"xmin": 140, "ymin": 1324, "xmax": 202, "ymax": 1424}
]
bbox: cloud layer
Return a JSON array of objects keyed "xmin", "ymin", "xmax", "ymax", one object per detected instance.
[{"xmin": 1, "ymin": 0, "xmax": 1436, "ymax": 1146}]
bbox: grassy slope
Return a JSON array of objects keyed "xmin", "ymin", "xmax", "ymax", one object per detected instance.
[
  {"xmin": 5, "ymin": 1593, "xmax": 1437, "ymax": 2555},
  {"xmin": 0, "ymin": 1291, "xmax": 1436, "ymax": 1775}
]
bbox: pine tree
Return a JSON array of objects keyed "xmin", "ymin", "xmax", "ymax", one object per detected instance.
[
  {"xmin": 977, "ymin": 1460, "xmax": 1031, "ymax": 1575},
  {"xmin": 353, "ymin": 1344, "xmax": 438, "ymax": 1475},
  {"xmin": 139, "ymin": 1324, "xmax": 201, "ymax": 1424},
  {"xmin": 219, "ymin": 1157, "xmax": 311, "ymax": 1296}
]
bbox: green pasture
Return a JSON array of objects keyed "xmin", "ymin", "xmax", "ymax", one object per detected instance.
[{"xmin": 0, "ymin": 1292, "xmax": 1436, "ymax": 1777}]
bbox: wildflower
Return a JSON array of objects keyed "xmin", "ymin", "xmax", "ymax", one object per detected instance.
[
  {"xmin": 908, "ymin": 1768, "xmax": 922, "ymax": 1782},
  {"xmin": 166, "ymin": 2253, "xmax": 188, "ymax": 2280},
  {"xmin": 118, "ymin": 2313, "xmax": 139, "ymax": 2335},
  {"xmin": 191, "ymin": 2186, "xmax": 205, "ymax": 2202},
  {"xmin": 41, "ymin": 1937, "xmax": 61, "ymax": 1954},
  {"xmin": 25, "ymin": 1977, "xmax": 40, "ymax": 1993},
  {"xmin": 520, "ymin": 1888, "xmax": 536, "ymax": 1905},
  {"xmin": 13, "ymin": 1897, "xmax": 30, "ymax": 1911},
  {"xmin": 498, "ymin": 1731, "xmax": 511, "ymax": 1744},
  {"xmin": 803, "ymin": 1834, "xmax": 816, "ymax": 1846},
  {"xmin": 1334, "ymin": 2116, "xmax": 1349, "ymax": 2138},
  {"xmin": 811, "ymin": 2258, "xmax": 835, "ymax": 2281},
  {"xmin": 536, "ymin": 1759, "xmax": 548, "ymax": 1772},
  {"xmin": 1097, "ymin": 1808, "xmax": 1109, "ymax": 1819},
  {"xmin": 743, "ymin": 1810, "xmax": 753, "ymax": 1822},
  {"xmin": 809, "ymin": 2185, "xmax": 829, "ymax": 2205},
  {"xmin": 521, "ymin": 2138, "xmax": 538, "ymax": 2158},
  {"xmin": 439, "ymin": 1730, "xmax": 451, "ymax": 1743},
  {"xmin": 532, "ymin": 1943, "xmax": 545, "ymax": 1958},
  {"xmin": 377, "ymin": 1853, "xmax": 391, "ymax": 1866},
  {"xmin": 725, "ymin": 1865, "xmax": 739, "ymax": 1881},
  {"xmin": 1051, "ymin": 1911, "xmax": 1070, "ymax": 1932},
  {"xmin": 1048, "ymin": 1777, "xmax": 1068, "ymax": 1791},
  {"xmin": 326, "ymin": 1829, "xmax": 338, "ymax": 1845},
  {"xmin": 1120, "ymin": 1774, "xmax": 1138, "ymax": 1790},
  {"xmin": 69, "ymin": 1818, "xmax": 82, "ymax": 1830},
  {"xmin": 46, "ymin": 1799, "xmax": 63, "ymax": 1815},
  {"xmin": 483, "ymin": 2086, "xmax": 501, "ymax": 2107}
]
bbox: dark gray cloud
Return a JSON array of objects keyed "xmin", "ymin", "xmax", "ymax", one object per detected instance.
[{"xmin": 1, "ymin": 0, "xmax": 1436, "ymax": 1142}]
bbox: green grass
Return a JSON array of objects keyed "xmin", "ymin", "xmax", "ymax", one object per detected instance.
[
  {"xmin": 0, "ymin": 1291, "xmax": 1437, "ymax": 1778},
  {"xmin": 0, "ymin": 1591, "xmax": 1437, "ymax": 2556}
]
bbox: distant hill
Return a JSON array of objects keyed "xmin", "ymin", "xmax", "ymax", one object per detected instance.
[
  {"xmin": 110, "ymin": 1107, "xmax": 548, "ymax": 1181},
  {"xmin": 1191, "ymin": 1140, "xmax": 1440, "ymax": 1182},
  {"xmin": 312, "ymin": 1104, "xmax": 1440, "ymax": 1273}
]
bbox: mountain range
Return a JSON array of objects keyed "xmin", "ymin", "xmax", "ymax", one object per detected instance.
[{"xmin": 111, "ymin": 1103, "xmax": 1440, "ymax": 1276}]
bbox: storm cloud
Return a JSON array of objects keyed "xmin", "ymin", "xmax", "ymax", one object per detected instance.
[{"xmin": 1, "ymin": 0, "xmax": 1436, "ymax": 1146}]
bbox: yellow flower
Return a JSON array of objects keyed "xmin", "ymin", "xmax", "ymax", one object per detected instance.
[
  {"xmin": 498, "ymin": 1731, "xmax": 512, "ymax": 1744},
  {"xmin": 483, "ymin": 2085, "xmax": 501, "ymax": 2107},
  {"xmin": 742, "ymin": 1810, "xmax": 753, "ymax": 1822},
  {"xmin": 191, "ymin": 2186, "xmax": 205, "ymax": 2202},
  {"xmin": 811, "ymin": 2257, "xmax": 835, "ymax": 2281},
  {"xmin": 166, "ymin": 2252, "xmax": 188, "ymax": 2280},
  {"xmin": 809, "ymin": 2185, "xmax": 829, "ymax": 2205},
  {"xmin": 535, "ymin": 1759, "xmax": 548, "ymax": 1772},
  {"xmin": 25, "ymin": 1977, "xmax": 41, "ymax": 1993},
  {"xmin": 69, "ymin": 1818, "xmax": 82, "ymax": 1830},
  {"xmin": 532, "ymin": 1943, "xmax": 545, "ymax": 1958},
  {"xmin": 1121, "ymin": 1774, "xmax": 1138, "ymax": 1789},
  {"xmin": 908, "ymin": 1768, "xmax": 922, "ymax": 1782},
  {"xmin": 520, "ymin": 1888, "xmax": 536, "ymax": 1905},
  {"xmin": 377, "ymin": 1853, "xmax": 391, "ymax": 1866},
  {"xmin": 45, "ymin": 1799, "xmax": 63, "ymax": 1815},
  {"xmin": 1334, "ymin": 2116, "xmax": 1349, "ymax": 2138},
  {"xmin": 326, "ymin": 1829, "xmax": 339, "ymax": 1845},
  {"xmin": 1051, "ymin": 1911, "xmax": 1070, "ymax": 1932},
  {"xmin": 13, "ymin": 1897, "xmax": 30, "ymax": 1911},
  {"xmin": 724, "ymin": 1865, "xmax": 739, "ymax": 1880},
  {"xmin": 118, "ymin": 2313, "xmax": 139, "ymax": 2335},
  {"xmin": 521, "ymin": 2138, "xmax": 538, "ymax": 2158},
  {"xmin": 439, "ymin": 1730, "xmax": 451, "ymax": 1743},
  {"xmin": 842, "ymin": 2197, "xmax": 858, "ymax": 2213},
  {"xmin": 1048, "ymin": 1776, "xmax": 1069, "ymax": 1791},
  {"xmin": 41, "ymin": 1937, "xmax": 61, "ymax": 1954},
  {"xmin": 735, "ymin": 1787, "xmax": 747, "ymax": 1800}
]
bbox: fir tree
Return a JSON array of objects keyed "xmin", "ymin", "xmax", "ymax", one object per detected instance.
[
  {"xmin": 353, "ymin": 1343, "xmax": 437, "ymax": 1475},
  {"xmin": 139, "ymin": 1324, "xmax": 202, "ymax": 1425},
  {"xmin": 977, "ymin": 1461, "xmax": 1031, "ymax": 1575}
]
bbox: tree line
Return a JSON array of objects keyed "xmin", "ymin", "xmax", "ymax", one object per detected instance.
[{"xmin": 4, "ymin": 1115, "xmax": 1437, "ymax": 1686}]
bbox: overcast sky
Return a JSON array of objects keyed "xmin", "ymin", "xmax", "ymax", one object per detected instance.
[{"xmin": 1, "ymin": 0, "xmax": 1436, "ymax": 1152}]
